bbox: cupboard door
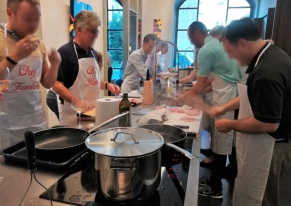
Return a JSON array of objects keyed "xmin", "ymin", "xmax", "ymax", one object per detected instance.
[{"xmin": 273, "ymin": 0, "xmax": 291, "ymax": 57}]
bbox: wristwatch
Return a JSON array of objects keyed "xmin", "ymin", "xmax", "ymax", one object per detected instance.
[{"xmin": 105, "ymin": 82, "xmax": 109, "ymax": 90}]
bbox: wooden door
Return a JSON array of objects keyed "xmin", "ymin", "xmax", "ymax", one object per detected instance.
[{"xmin": 272, "ymin": 0, "xmax": 291, "ymax": 57}]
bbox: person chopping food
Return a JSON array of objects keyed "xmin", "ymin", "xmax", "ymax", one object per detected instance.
[
  {"xmin": 211, "ymin": 18, "xmax": 291, "ymax": 206},
  {"xmin": 171, "ymin": 21, "xmax": 241, "ymax": 199},
  {"xmin": 0, "ymin": 0, "xmax": 61, "ymax": 140},
  {"xmin": 121, "ymin": 34, "xmax": 156, "ymax": 93},
  {"xmin": 52, "ymin": 11, "xmax": 120, "ymax": 126}
]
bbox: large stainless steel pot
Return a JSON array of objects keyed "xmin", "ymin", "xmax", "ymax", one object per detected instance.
[
  {"xmin": 85, "ymin": 127, "xmax": 164, "ymax": 203},
  {"xmin": 178, "ymin": 67, "xmax": 193, "ymax": 80}
]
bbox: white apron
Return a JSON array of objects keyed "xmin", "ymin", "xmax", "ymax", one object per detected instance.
[
  {"xmin": 233, "ymin": 43, "xmax": 275, "ymax": 206},
  {"xmin": 0, "ymin": 24, "xmax": 47, "ymax": 140},
  {"xmin": 200, "ymin": 92, "xmax": 213, "ymax": 133},
  {"xmin": 61, "ymin": 42, "xmax": 100, "ymax": 126},
  {"xmin": 210, "ymin": 72, "xmax": 237, "ymax": 155}
]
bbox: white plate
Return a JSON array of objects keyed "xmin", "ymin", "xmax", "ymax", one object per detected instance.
[
  {"xmin": 137, "ymin": 108, "xmax": 203, "ymax": 133},
  {"xmin": 119, "ymin": 90, "xmax": 143, "ymax": 98}
]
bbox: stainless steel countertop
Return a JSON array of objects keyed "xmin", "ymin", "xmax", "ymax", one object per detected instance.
[{"xmin": 0, "ymin": 101, "xmax": 201, "ymax": 206}]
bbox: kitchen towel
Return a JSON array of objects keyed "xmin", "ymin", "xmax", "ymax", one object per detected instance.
[{"xmin": 95, "ymin": 98, "xmax": 119, "ymax": 129}]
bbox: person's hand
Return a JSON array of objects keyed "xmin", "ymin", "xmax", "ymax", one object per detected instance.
[
  {"xmin": 9, "ymin": 35, "xmax": 40, "ymax": 62},
  {"xmin": 168, "ymin": 93, "xmax": 189, "ymax": 107},
  {"xmin": 210, "ymin": 106, "xmax": 226, "ymax": 118},
  {"xmin": 215, "ymin": 118, "xmax": 232, "ymax": 133},
  {"xmin": 48, "ymin": 48, "xmax": 61, "ymax": 68},
  {"xmin": 107, "ymin": 83, "xmax": 120, "ymax": 95},
  {"xmin": 81, "ymin": 103, "xmax": 93, "ymax": 113},
  {"xmin": 0, "ymin": 80, "xmax": 9, "ymax": 100},
  {"xmin": 0, "ymin": 92, "xmax": 4, "ymax": 100}
]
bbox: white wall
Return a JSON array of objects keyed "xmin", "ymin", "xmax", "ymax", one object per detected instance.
[
  {"xmin": 141, "ymin": 0, "xmax": 176, "ymax": 69},
  {"xmin": 0, "ymin": 1, "xmax": 8, "ymax": 23}
]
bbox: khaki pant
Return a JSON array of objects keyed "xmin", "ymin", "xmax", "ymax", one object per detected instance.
[{"xmin": 263, "ymin": 142, "xmax": 291, "ymax": 206}]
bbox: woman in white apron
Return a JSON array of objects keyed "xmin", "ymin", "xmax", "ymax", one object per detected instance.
[
  {"xmin": 0, "ymin": 25, "xmax": 47, "ymax": 140},
  {"xmin": 60, "ymin": 41, "xmax": 100, "ymax": 126}
]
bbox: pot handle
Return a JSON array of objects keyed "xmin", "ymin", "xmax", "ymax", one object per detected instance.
[
  {"xmin": 88, "ymin": 112, "xmax": 129, "ymax": 134},
  {"xmin": 166, "ymin": 143, "xmax": 198, "ymax": 160},
  {"xmin": 111, "ymin": 132, "xmax": 139, "ymax": 144},
  {"xmin": 110, "ymin": 162, "xmax": 134, "ymax": 170}
]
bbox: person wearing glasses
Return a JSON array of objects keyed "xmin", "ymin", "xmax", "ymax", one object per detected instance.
[{"xmin": 51, "ymin": 11, "xmax": 120, "ymax": 125}]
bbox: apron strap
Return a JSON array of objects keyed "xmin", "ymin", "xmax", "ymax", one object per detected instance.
[
  {"xmin": 4, "ymin": 23, "xmax": 9, "ymax": 56},
  {"xmin": 73, "ymin": 41, "xmax": 98, "ymax": 62},
  {"xmin": 254, "ymin": 43, "xmax": 271, "ymax": 68}
]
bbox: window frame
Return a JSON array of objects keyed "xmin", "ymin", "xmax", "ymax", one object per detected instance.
[
  {"xmin": 174, "ymin": 0, "xmax": 255, "ymax": 66},
  {"xmin": 107, "ymin": 0, "xmax": 123, "ymax": 70}
]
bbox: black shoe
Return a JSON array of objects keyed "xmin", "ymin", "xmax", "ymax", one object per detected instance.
[
  {"xmin": 198, "ymin": 185, "xmax": 223, "ymax": 199},
  {"xmin": 199, "ymin": 177, "xmax": 209, "ymax": 186},
  {"xmin": 200, "ymin": 160, "xmax": 213, "ymax": 168}
]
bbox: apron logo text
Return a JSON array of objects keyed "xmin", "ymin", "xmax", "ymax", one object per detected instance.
[
  {"xmin": 87, "ymin": 66, "xmax": 96, "ymax": 75},
  {"xmin": 86, "ymin": 78, "xmax": 99, "ymax": 86},
  {"xmin": 12, "ymin": 82, "xmax": 40, "ymax": 91},
  {"xmin": 19, "ymin": 65, "xmax": 38, "ymax": 79}
]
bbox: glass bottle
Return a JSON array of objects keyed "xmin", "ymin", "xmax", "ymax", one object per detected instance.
[{"xmin": 119, "ymin": 93, "xmax": 132, "ymax": 127}]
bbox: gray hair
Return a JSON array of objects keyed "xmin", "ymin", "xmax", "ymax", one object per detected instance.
[
  {"xmin": 74, "ymin": 10, "xmax": 101, "ymax": 31},
  {"xmin": 209, "ymin": 25, "xmax": 225, "ymax": 38}
]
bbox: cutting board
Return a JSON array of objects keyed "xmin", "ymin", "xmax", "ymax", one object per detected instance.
[{"xmin": 137, "ymin": 108, "xmax": 202, "ymax": 134}]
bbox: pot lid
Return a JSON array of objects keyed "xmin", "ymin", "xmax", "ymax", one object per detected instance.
[{"xmin": 85, "ymin": 127, "xmax": 164, "ymax": 157}]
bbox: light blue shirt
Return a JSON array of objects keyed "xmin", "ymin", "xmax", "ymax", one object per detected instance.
[
  {"xmin": 197, "ymin": 35, "xmax": 242, "ymax": 84},
  {"xmin": 121, "ymin": 48, "xmax": 148, "ymax": 92}
]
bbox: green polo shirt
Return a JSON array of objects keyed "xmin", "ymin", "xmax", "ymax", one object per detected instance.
[{"xmin": 197, "ymin": 35, "xmax": 242, "ymax": 84}]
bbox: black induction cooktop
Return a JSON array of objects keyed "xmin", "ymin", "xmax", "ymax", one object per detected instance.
[{"xmin": 40, "ymin": 137, "xmax": 194, "ymax": 206}]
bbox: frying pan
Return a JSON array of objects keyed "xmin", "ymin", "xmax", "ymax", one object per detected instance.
[
  {"xmin": 139, "ymin": 124, "xmax": 197, "ymax": 159},
  {"xmin": 32, "ymin": 112, "xmax": 129, "ymax": 156}
]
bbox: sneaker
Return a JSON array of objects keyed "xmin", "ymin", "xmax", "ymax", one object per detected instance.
[
  {"xmin": 198, "ymin": 185, "xmax": 223, "ymax": 199},
  {"xmin": 199, "ymin": 177, "xmax": 209, "ymax": 186}
]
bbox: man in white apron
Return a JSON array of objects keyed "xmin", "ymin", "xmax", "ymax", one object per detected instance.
[
  {"xmin": 52, "ymin": 11, "xmax": 120, "ymax": 126},
  {"xmin": 121, "ymin": 34, "xmax": 156, "ymax": 93},
  {"xmin": 213, "ymin": 18, "xmax": 291, "ymax": 206},
  {"xmin": 0, "ymin": 0, "xmax": 60, "ymax": 145},
  {"xmin": 172, "ymin": 21, "xmax": 242, "ymax": 199}
]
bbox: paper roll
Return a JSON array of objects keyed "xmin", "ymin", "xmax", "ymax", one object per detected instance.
[{"xmin": 95, "ymin": 98, "xmax": 119, "ymax": 129}]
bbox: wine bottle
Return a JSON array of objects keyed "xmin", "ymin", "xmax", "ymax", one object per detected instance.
[{"xmin": 119, "ymin": 93, "xmax": 132, "ymax": 127}]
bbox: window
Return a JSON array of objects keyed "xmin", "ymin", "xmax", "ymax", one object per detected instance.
[
  {"xmin": 175, "ymin": 0, "xmax": 253, "ymax": 67},
  {"xmin": 175, "ymin": 0, "xmax": 199, "ymax": 68},
  {"xmin": 107, "ymin": 0, "xmax": 123, "ymax": 80}
]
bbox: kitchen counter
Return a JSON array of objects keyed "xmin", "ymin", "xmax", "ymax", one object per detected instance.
[{"xmin": 0, "ymin": 101, "xmax": 201, "ymax": 206}]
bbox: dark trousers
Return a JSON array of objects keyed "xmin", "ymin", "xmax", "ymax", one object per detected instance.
[
  {"xmin": 46, "ymin": 90, "xmax": 59, "ymax": 120},
  {"xmin": 108, "ymin": 67, "xmax": 113, "ymax": 96},
  {"xmin": 208, "ymin": 153, "xmax": 227, "ymax": 193},
  {"xmin": 263, "ymin": 143, "xmax": 291, "ymax": 206},
  {"xmin": 208, "ymin": 148, "xmax": 237, "ymax": 193}
]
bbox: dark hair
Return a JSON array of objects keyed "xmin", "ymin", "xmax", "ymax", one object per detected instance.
[
  {"xmin": 188, "ymin": 21, "xmax": 208, "ymax": 35},
  {"xmin": 221, "ymin": 18, "xmax": 261, "ymax": 44},
  {"xmin": 209, "ymin": 25, "xmax": 225, "ymax": 38},
  {"xmin": 143, "ymin": 34, "xmax": 156, "ymax": 43}
]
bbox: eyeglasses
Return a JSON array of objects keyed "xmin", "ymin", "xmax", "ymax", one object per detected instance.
[{"xmin": 86, "ymin": 28, "xmax": 100, "ymax": 35}]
